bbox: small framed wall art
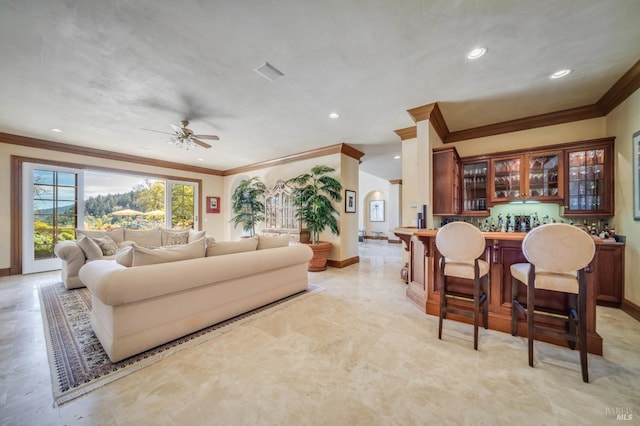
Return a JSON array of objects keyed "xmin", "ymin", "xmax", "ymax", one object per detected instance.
[
  {"xmin": 345, "ymin": 190, "xmax": 356, "ymax": 213},
  {"xmin": 206, "ymin": 196, "xmax": 220, "ymax": 214},
  {"xmin": 369, "ymin": 200, "xmax": 385, "ymax": 222}
]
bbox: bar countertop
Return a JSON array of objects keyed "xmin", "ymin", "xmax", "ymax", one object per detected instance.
[{"xmin": 394, "ymin": 227, "xmax": 624, "ymax": 245}]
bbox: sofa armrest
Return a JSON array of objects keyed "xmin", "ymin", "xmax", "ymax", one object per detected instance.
[
  {"xmin": 54, "ymin": 241, "xmax": 87, "ymax": 289},
  {"xmin": 54, "ymin": 240, "xmax": 84, "ymax": 261}
]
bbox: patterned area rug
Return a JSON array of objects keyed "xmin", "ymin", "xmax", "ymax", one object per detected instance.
[{"xmin": 39, "ymin": 281, "xmax": 323, "ymax": 406}]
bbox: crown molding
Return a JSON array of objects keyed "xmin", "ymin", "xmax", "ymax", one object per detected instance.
[
  {"xmin": 403, "ymin": 60, "xmax": 639, "ymax": 144},
  {"xmin": 0, "ymin": 132, "xmax": 224, "ymax": 176},
  {"xmin": 406, "ymin": 102, "xmax": 449, "ymax": 142},
  {"xmin": 394, "ymin": 126, "xmax": 417, "ymax": 140},
  {"xmin": 597, "ymin": 59, "xmax": 640, "ymax": 115},
  {"xmin": 0, "ymin": 132, "xmax": 366, "ymax": 178},
  {"xmin": 389, "ymin": 179, "xmax": 402, "ymax": 185},
  {"xmin": 445, "ymin": 104, "xmax": 604, "ymax": 143},
  {"xmin": 223, "ymin": 143, "xmax": 365, "ymax": 176}
]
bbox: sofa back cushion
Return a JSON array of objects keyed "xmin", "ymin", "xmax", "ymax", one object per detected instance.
[
  {"xmin": 77, "ymin": 235, "xmax": 103, "ymax": 261},
  {"xmin": 132, "ymin": 238, "xmax": 206, "ymax": 267},
  {"xmin": 124, "ymin": 228, "xmax": 162, "ymax": 247},
  {"xmin": 256, "ymin": 235, "xmax": 290, "ymax": 250},
  {"xmin": 160, "ymin": 228, "xmax": 190, "ymax": 246},
  {"xmin": 205, "ymin": 237, "xmax": 258, "ymax": 256},
  {"xmin": 76, "ymin": 228, "xmax": 124, "ymax": 244}
]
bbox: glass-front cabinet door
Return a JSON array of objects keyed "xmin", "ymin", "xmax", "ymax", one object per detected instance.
[
  {"xmin": 565, "ymin": 145, "xmax": 612, "ymax": 215},
  {"xmin": 462, "ymin": 161, "xmax": 489, "ymax": 214},
  {"xmin": 525, "ymin": 151, "xmax": 563, "ymax": 201},
  {"xmin": 490, "ymin": 156, "xmax": 522, "ymax": 203}
]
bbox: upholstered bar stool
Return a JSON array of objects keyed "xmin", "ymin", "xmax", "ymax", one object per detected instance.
[
  {"xmin": 436, "ymin": 221, "xmax": 490, "ymax": 350},
  {"xmin": 510, "ymin": 223, "xmax": 595, "ymax": 382}
]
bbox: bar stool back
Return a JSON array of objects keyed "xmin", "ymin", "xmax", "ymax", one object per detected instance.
[
  {"xmin": 510, "ymin": 223, "xmax": 595, "ymax": 382},
  {"xmin": 435, "ymin": 221, "xmax": 490, "ymax": 350}
]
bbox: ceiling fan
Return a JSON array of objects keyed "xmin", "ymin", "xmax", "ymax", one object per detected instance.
[{"xmin": 143, "ymin": 120, "xmax": 219, "ymax": 150}]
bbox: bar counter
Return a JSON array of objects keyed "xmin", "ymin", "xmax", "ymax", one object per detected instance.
[{"xmin": 394, "ymin": 227, "xmax": 624, "ymax": 355}]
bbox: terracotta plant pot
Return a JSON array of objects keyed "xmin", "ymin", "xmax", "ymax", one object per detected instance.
[{"xmin": 307, "ymin": 241, "xmax": 332, "ymax": 272}]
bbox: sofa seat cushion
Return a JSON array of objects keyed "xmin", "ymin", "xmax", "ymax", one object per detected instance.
[
  {"xmin": 206, "ymin": 237, "xmax": 258, "ymax": 256},
  {"xmin": 132, "ymin": 238, "xmax": 206, "ymax": 266}
]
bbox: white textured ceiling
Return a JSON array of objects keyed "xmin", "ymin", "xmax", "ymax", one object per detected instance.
[{"xmin": 1, "ymin": 0, "xmax": 639, "ymax": 180}]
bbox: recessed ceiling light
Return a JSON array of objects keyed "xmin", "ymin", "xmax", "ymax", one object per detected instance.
[
  {"xmin": 329, "ymin": 112, "xmax": 340, "ymax": 119},
  {"xmin": 197, "ymin": 158, "xmax": 204, "ymax": 162},
  {"xmin": 50, "ymin": 128, "xmax": 62, "ymax": 133},
  {"xmin": 394, "ymin": 155, "xmax": 401, "ymax": 159},
  {"xmin": 550, "ymin": 69, "xmax": 572, "ymax": 79},
  {"xmin": 466, "ymin": 47, "xmax": 487, "ymax": 60}
]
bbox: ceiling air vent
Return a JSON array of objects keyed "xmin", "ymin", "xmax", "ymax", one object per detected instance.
[{"xmin": 254, "ymin": 62, "xmax": 285, "ymax": 81}]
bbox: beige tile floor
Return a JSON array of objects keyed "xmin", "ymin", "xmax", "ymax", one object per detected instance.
[{"xmin": 1, "ymin": 241, "xmax": 639, "ymax": 425}]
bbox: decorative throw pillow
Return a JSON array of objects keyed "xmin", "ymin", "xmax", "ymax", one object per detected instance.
[
  {"xmin": 115, "ymin": 245, "xmax": 134, "ymax": 267},
  {"xmin": 256, "ymin": 234, "xmax": 291, "ymax": 250},
  {"xmin": 205, "ymin": 238, "xmax": 258, "ymax": 256},
  {"xmin": 160, "ymin": 228, "xmax": 190, "ymax": 246},
  {"xmin": 77, "ymin": 235, "xmax": 103, "ymax": 261},
  {"xmin": 91, "ymin": 236, "xmax": 118, "ymax": 256},
  {"xmin": 188, "ymin": 229, "xmax": 206, "ymax": 243},
  {"xmin": 132, "ymin": 238, "xmax": 206, "ymax": 266}
]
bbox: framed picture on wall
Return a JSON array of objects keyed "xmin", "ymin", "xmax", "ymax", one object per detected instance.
[
  {"xmin": 345, "ymin": 190, "xmax": 356, "ymax": 213},
  {"xmin": 634, "ymin": 130, "xmax": 640, "ymax": 220},
  {"xmin": 206, "ymin": 196, "xmax": 220, "ymax": 214},
  {"xmin": 369, "ymin": 200, "xmax": 385, "ymax": 222}
]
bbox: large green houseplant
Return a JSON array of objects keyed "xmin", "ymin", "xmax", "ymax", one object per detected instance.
[
  {"xmin": 230, "ymin": 177, "xmax": 267, "ymax": 237},
  {"xmin": 287, "ymin": 165, "xmax": 343, "ymax": 271}
]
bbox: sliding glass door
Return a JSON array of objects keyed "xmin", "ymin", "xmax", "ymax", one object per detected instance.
[
  {"xmin": 21, "ymin": 165, "xmax": 198, "ymax": 274},
  {"xmin": 22, "ymin": 163, "xmax": 83, "ymax": 273}
]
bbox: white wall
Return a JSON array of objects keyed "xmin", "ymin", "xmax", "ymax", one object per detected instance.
[{"xmin": 223, "ymin": 152, "xmax": 359, "ymax": 262}]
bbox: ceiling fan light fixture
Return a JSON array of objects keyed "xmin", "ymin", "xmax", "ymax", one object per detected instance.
[{"xmin": 254, "ymin": 62, "xmax": 285, "ymax": 81}]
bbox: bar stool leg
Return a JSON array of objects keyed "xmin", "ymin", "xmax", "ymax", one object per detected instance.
[
  {"xmin": 482, "ymin": 274, "xmax": 489, "ymax": 330},
  {"xmin": 578, "ymin": 286, "xmax": 589, "ymax": 383},
  {"xmin": 438, "ymin": 261, "xmax": 446, "ymax": 340},
  {"xmin": 511, "ymin": 276, "xmax": 519, "ymax": 336},
  {"xmin": 473, "ymin": 272, "xmax": 480, "ymax": 350},
  {"xmin": 527, "ymin": 283, "xmax": 535, "ymax": 367}
]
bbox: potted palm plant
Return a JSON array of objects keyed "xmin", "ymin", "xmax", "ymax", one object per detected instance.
[
  {"xmin": 287, "ymin": 165, "xmax": 343, "ymax": 271},
  {"xmin": 230, "ymin": 177, "xmax": 267, "ymax": 237}
]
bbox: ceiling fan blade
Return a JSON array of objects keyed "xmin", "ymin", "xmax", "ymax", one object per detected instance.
[
  {"xmin": 194, "ymin": 134, "xmax": 220, "ymax": 141},
  {"xmin": 141, "ymin": 128, "xmax": 175, "ymax": 136},
  {"xmin": 193, "ymin": 138, "xmax": 212, "ymax": 149},
  {"xmin": 170, "ymin": 123, "xmax": 186, "ymax": 136}
]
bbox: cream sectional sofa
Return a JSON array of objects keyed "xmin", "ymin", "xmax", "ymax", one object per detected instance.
[
  {"xmin": 54, "ymin": 227, "xmax": 204, "ymax": 289},
  {"xmin": 78, "ymin": 242, "xmax": 313, "ymax": 362}
]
